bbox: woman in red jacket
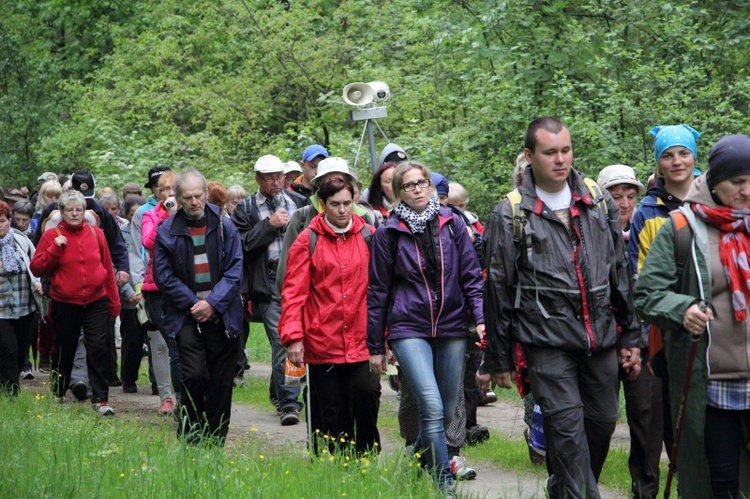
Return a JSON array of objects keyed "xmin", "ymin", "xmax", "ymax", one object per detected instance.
[
  {"xmin": 280, "ymin": 177, "xmax": 381, "ymax": 455},
  {"xmin": 30, "ymin": 190, "xmax": 120, "ymax": 415}
]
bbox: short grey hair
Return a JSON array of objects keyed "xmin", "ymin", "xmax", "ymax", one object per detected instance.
[
  {"xmin": 58, "ymin": 190, "xmax": 86, "ymax": 212},
  {"xmin": 175, "ymin": 169, "xmax": 208, "ymax": 199}
]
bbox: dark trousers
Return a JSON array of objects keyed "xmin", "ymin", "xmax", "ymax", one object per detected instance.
[
  {"xmin": 524, "ymin": 345, "xmax": 619, "ymax": 499},
  {"xmin": 620, "ymin": 364, "xmax": 664, "ymax": 499},
  {"xmin": 119, "ymin": 308, "xmax": 145, "ymax": 385},
  {"xmin": 51, "ymin": 298, "xmax": 110, "ymax": 402},
  {"xmin": 105, "ymin": 315, "xmax": 119, "ymax": 383},
  {"xmin": 0, "ymin": 313, "xmax": 36, "ymax": 395},
  {"xmin": 464, "ymin": 352, "xmax": 482, "ymax": 428},
  {"xmin": 308, "ymin": 362, "xmax": 381, "ymax": 455},
  {"xmin": 176, "ymin": 320, "xmax": 239, "ymax": 445},
  {"xmin": 704, "ymin": 405, "xmax": 750, "ymax": 499},
  {"xmin": 144, "ymin": 291, "xmax": 183, "ymax": 398}
]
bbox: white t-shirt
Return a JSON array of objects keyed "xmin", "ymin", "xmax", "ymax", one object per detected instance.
[{"xmin": 535, "ymin": 184, "xmax": 573, "ymax": 231}]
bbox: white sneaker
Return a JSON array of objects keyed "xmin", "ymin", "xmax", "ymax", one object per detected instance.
[
  {"xmin": 20, "ymin": 370, "xmax": 34, "ymax": 380},
  {"xmin": 449, "ymin": 455, "xmax": 477, "ymax": 480},
  {"xmin": 93, "ymin": 402, "xmax": 115, "ymax": 416}
]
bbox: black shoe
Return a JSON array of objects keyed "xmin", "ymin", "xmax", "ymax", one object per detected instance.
[
  {"xmin": 151, "ymin": 384, "xmax": 159, "ymax": 396},
  {"xmin": 279, "ymin": 407, "xmax": 300, "ymax": 426},
  {"xmin": 108, "ymin": 378, "xmax": 123, "ymax": 387},
  {"xmin": 465, "ymin": 425, "xmax": 490, "ymax": 446},
  {"xmin": 122, "ymin": 384, "xmax": 137, "ymax": 394},
  {"xmin": 70, "ymin": 381, "xmax": 89, "ymax": 401}
]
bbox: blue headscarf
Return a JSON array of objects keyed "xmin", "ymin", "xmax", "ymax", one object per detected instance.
[{"xmin": 649, "ymin": 124, "xmax": 701, "ymax": 165}]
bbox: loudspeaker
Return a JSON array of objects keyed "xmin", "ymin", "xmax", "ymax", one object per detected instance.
[
  {"xmin": 367, "ymin": 81, "xmax": 390, "ymax": 102},
  {"xmin": 342, "ymin": 82, "xmax": 375, "ymax": 106}
]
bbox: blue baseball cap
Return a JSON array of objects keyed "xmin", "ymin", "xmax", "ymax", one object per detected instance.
[{"xmin": 302, "ymin": 144, "xmax": 329, "ymax": 163}]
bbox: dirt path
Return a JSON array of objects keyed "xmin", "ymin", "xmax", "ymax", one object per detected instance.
[{"xmin": 23, "ymin": 364, "xmax": 628, "ymax": 498}]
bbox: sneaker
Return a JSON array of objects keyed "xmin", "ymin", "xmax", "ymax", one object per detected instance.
[
  {"xmin": 449, "ymin": 455, "xmax": 477, "ymax": 481},
  {"xmin": 478, "ymin": 390, "xmax": 498, "ymax": 406},
  {"xmin": 159, "ymin": 398, "xmax": 174, "ymax": 415},
  {"xmin": 70, "ymin": 381, "xmax": 89, "ymax": 401},
  {"xmin": 122, "ymin": 384, "xmax": 137, "ymax": 394},
  {"xmin": 94, "ymin": 402, "xmax": 115, "ymax": 416},
  {"xmin": 20, "ymin": 370, "xmax": 34, "ymax": 380},
  {"xmin": 108, "ymin": 378, "xmax": 123, "ymax": 387},
  {"xmin": 233, "ymin": 375, "xmax": 245, "ymax": 387},
  {"xmin": 151, "ymin": 384, "xmax": 159, "ymax": 396},
  {"xmin": 465, "ymin": 424, "xmax": 490, "ymax": 446},
  {"xmin": 279, "ymin": 407, "xmax": 300, "ymax": 426}
]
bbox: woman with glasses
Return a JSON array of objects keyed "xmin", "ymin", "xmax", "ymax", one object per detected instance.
[
  {"xmin": 141, "ymin": 171, "xmax": 179, "ymax": 415},
  {"xmin": 367, "ymin": 161, "xmax": 485, "ymax": 494},
  {"xmin": 30, "ymin": 190, "xmax": 120, "ymax": 414}
]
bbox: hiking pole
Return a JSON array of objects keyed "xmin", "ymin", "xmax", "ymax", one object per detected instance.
[
  {"xmin": 305, "ymin": 363, "xmax": 313, "ymax": 456},
  {"xmin": 664, "ymin": 301, "xmax": 706, "ymax": 499}
]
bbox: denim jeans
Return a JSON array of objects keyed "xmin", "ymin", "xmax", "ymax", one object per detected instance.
[
  {"xmin": 258, "ymin": 275, "xmax": 301, "ymax": 412},
  {"xmin": 390, "ymin": 337, "xmax": 466, "ymax": 487}
]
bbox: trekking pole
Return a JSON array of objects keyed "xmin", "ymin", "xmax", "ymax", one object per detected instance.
[
  {"xmin": 664, "ymin": 300, "xmax": 706, "ymax": 499},
  {"xmin": 305, "ymin": 363, "xmax": 313, "ymax": 456}
]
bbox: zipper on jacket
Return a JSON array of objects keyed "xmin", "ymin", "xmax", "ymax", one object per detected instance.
[
  {"xmin": 571, "ymin": 211, "xmax": 597, "ymax": 353},
  {"xmin": 414, "ymin": 238, "xmax": 437, "ymax": 337}
]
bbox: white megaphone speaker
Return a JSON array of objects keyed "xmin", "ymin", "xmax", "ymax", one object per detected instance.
[
  {"xmin": 342, "ymin": 82, "xmax": 375, "ymax": 107},
  {"xmin": 367, "ymin": 81, "xmax": 390, "ymax": 103}
]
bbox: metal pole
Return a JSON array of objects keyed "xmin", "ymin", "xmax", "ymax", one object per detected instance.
[{"xmin": 366, "ymin": 119, "xmax": 378, "ymax": 171}]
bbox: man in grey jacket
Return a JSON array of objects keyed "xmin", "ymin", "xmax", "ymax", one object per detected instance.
[{"xmin": 483, "ymin": 117, "xmax": 641, "ymax": 499}]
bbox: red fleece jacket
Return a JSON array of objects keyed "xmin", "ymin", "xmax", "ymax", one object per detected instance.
[{"xmin": 30, "ymin": 220, "xmax": 121, "ymax": 316}]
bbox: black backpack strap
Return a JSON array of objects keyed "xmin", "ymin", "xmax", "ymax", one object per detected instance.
[{"xmin": 670, "ymin": 211, "xmax": 694, "ymax": 286}]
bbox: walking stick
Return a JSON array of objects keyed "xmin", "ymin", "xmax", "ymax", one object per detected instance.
[{"xmin": 664, "ymin": 301, "xmax": 706, "ymax": 499}]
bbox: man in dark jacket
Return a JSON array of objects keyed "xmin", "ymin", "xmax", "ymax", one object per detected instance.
[
  {"xmin": 153, "ymin": 169, "xmax": 243, "ymax": 446},
  {"xmin": 231, "ymin": 154, "xmax": 307, "ymax": 426},
  {"xmin": 483, "ymin": 117, "xmax": 641, "ymax": 499}
]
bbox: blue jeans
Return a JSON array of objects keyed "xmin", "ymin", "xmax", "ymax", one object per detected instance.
[
  {"xmin": 259, "ymin": 275, "xmax": 301, "ymax": 412},
  {"xmin": 390, "ymin": 337, "xmax": 466, "ymax": 486}
]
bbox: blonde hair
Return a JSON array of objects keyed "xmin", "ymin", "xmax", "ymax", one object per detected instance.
[
  {"xmin": 448, "ymin": 182, "xmax": 469, "ymax": 207},
  {"xmin": 391, "ymin": 161, "xmax": 433, "ymax": 203},
  {"xmin": 36, "ymin": 180, "xmax": 63, "ymax": 213}
]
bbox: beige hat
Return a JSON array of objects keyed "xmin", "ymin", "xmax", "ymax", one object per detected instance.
[
  {"xmin": 310, "ymin": 157, "xmax": 357, "ymax": 188},
  {"xmin": 37, "ymin": 171, "xmax": 59, "ymax": 184},
  {"xmin": 597, "ymin": 164, "xmax": 645, "ymax": 195},
  {"xmin": 254, "ymin": 155, "xmax": 286, "ymax": 174},
  {"xmin": 283, "ymin": 161, "xmax": 303, "ymax": 175}
]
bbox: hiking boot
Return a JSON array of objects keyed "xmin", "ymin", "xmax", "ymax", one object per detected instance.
[
  {"xmin": 279, "ymin": 407, "xmax": 300, "ymax": 426},
  {"xmin": 70, "ymin": 381, "xmax": 89, "ymax": 401},
  {"xmin": 20, "ymin": 369, "xmax": 34, "ymax": 380},
  {"xmin": 449, "ymin": 455, "xmax": 477, "ymax": 481},
  {"xmin": 465, "ymin": 424, "xmax": 490, "ymax": 446},
  {"xmin": 93, "ymin": 402, "xmax": 115, "ymax": 416},
  {"xmin": 122, "ymin": 384, "xmax": 137, "ymax": 394},
  {"xmin": 108, "ymin": 377, "xmax": 123, "ymax": 387},
  {"xmin": 38, "ymin": 354, "xmax": 51, "ymax": 374}
]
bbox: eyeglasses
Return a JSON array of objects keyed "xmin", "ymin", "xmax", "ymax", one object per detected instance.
[
  {"xmin": 258, "ymin": 173, "xmax": 284, "ymax": 184},
  {"xmin": 401, "ymin": 179, "xmax": 431, "ymax": 192}
]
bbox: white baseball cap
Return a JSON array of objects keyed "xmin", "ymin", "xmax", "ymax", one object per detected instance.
[
  {"xmin": 254, "ymin": 155, "xmax": 286, "ymax": 174},
  {"xmin": 283, "ymin": 161, "xmax": 303, "ymax": 175}
]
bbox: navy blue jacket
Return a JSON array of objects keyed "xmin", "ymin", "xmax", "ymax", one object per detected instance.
[{"xmin": 153, "ymin": 203, "xmax": 243, "ymax": 339}]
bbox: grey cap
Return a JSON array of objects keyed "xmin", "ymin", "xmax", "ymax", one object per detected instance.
[{"xmin": 379, "ymin": 143, "xmax": 408, "ymax": 166}]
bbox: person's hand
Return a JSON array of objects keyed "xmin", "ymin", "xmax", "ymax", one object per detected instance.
[
  {"xmin": 369, "ymin": 354, "xmax": 387, "ymax": 375},
  {"xmin": 682, "ymin": 302, "xmax": 714, "ymax": 336},
  {"xmin": 116, "ymin": 271, "xmax": 131, "ymax": 286},
  {"xmin": 34, "ymin": 282, "xmax": 43, "ymax": 295},
  {"xmin": 190, "ymin": 299, "xmax": 216, "ymax": 323},
  {"xmin": 475, "ymin": 323, "xmax": 487, "ymax": 350},
  {"xmin": 620, "ymin": 347, "xmax": 642, "ymax": 381},
  {"xmin": 286, "ymin": 341, "xmax": 304, "ymax": 366},
  {"xmin": 268, "ymin": 209, "xmax": 289, "ymax": 228},
  {"xmin": 466, "ymin": 226, "xmax": 475, "ymax": 242},
  {"xmin": 476, "ymin": 370, "xmax": 490, "ymax": 393},
  {"xmin": 54, "ymin": 235, "xmax": 67, "ymax": 247},
  {"xmin": 128, "ymin": 293, "xmax": 142, "ymax": 305},
  {"xmin": 491, "ymin": 371, "xmax": 514, "ymax": 390},
  {"xmin": 164, "ymin": 196, "xmax": 178, "ymax": 214}
]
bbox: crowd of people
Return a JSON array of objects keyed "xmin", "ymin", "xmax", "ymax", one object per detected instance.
[{"xmin": 1, "ymin": 117, "xmax": 749, "ymax": 498}]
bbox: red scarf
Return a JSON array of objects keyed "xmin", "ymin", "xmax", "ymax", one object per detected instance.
[{"xmin": 691, "ymin": 203, "xmax": 750, "ymax": 321}]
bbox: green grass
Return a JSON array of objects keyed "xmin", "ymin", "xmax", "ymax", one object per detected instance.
[{"xmin": 0, "ymin": 389, "xmax": 445, "ymax": 498}]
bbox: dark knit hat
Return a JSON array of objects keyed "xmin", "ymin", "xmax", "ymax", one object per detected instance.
[{"xmin": 707, "ymin": 134, "xmax": 750, "ymax": 189}]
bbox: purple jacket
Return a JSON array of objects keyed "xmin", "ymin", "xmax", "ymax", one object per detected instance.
[{"xmin": 367, "ymin": 205, "xmax": 484, "ymax": 355}]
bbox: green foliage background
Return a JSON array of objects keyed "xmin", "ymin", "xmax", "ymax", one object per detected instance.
[{"xmin": 2, "ymin": 0, "xmax": 749, "ymax": 218}]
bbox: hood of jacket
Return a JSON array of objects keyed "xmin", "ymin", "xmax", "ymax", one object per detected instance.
[
  {"xmin": 683, "ymin": 173, "xmax": 717, "ymax": 208},
  {"xmin": 308, "ymin": 209, "xmax": 366, "ymax": 239}
]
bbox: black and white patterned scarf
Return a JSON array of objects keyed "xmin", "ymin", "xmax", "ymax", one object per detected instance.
[
  {"xmin": 0, "ymin": 231, "xmax": 22, "ymax": 274},
  {"xmin": 394, "ymin": 196, "xmax": 440, "ymax": 234}
]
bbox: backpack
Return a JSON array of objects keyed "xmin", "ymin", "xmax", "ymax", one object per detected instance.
[{"xmin": 647, "ymin": 210, "xmax": 694, "ymax": 377}]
